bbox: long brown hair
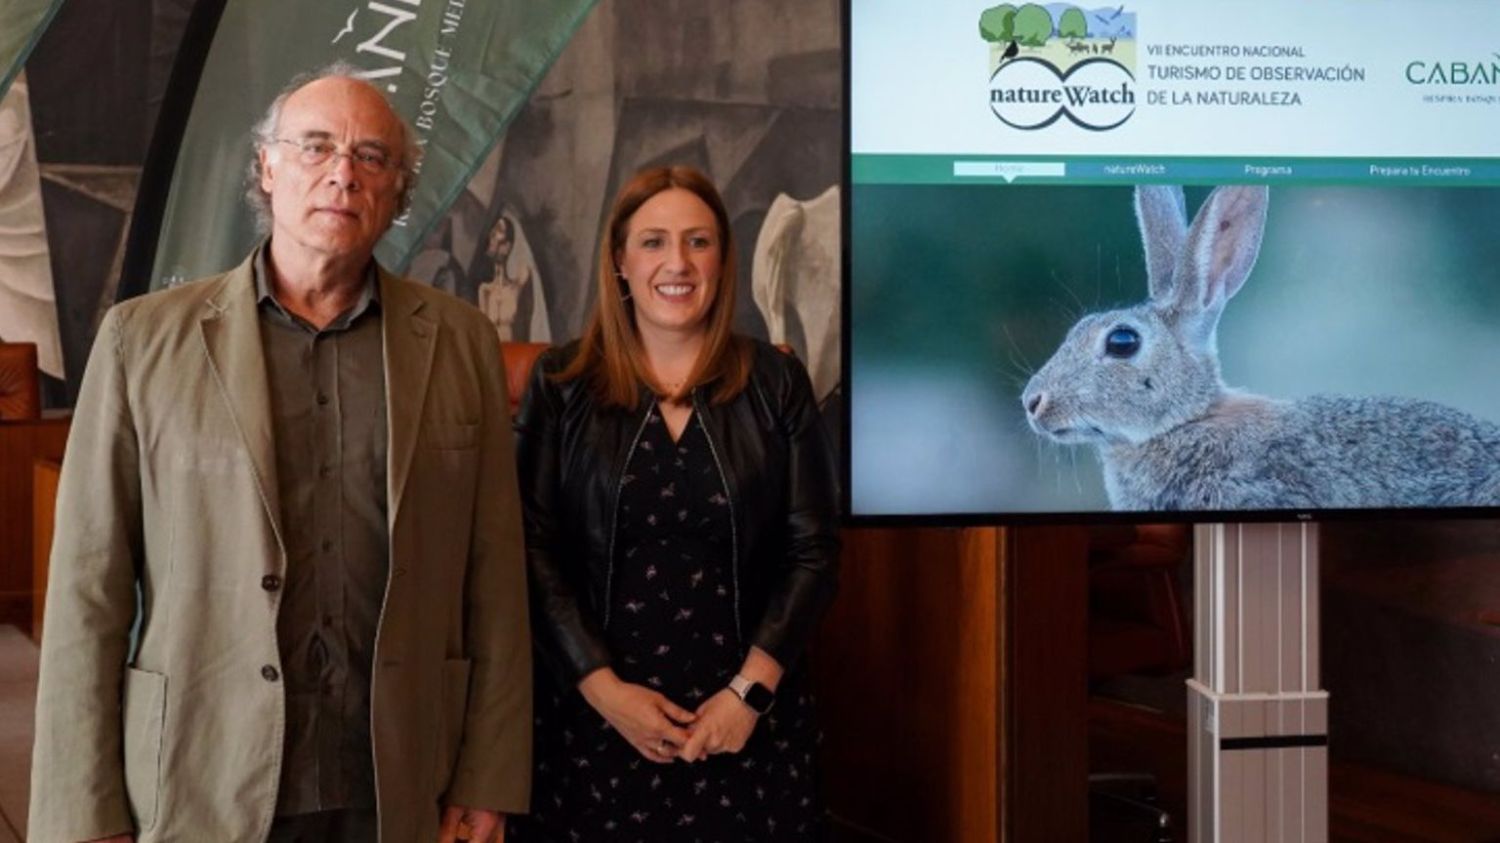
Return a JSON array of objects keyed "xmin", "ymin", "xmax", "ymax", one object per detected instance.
[{"xmin": 556, "ymin": 165, "xmax": 752, "ymax": 407}]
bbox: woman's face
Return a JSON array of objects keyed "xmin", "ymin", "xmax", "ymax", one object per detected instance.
[{"xmin": 615, "ymin": 187, "xmax": 722, "ymax": 339}]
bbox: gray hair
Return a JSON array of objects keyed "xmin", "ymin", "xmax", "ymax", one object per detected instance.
[{"xmin": 244, "ymin": 61, "xmax": 423, "ymax": 234}]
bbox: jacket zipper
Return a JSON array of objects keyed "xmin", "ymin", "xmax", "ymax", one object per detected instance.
[
  {"xmin": 692, "ymin": 389, "xmax": 742, "ymax": 643},
  {"xmin": 603, "ymin": 401, "xmax": 654, "ymax": 629}
]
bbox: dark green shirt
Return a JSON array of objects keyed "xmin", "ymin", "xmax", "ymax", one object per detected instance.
[{"xmin": 254, "ymin": 245, "xmax": 389, "ymax": 816}]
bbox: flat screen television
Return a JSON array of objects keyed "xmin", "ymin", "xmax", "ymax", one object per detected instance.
[{"xmin": 845, "ymin": 0, "xmax": 1500, "ymax": 522}]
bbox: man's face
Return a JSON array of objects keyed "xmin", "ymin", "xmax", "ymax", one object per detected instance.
[{"xmin": 258, "ymin": 77, "xmax": 406, "ymax": 261}]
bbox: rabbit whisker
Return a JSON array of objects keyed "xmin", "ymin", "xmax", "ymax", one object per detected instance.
[
  {"xmin": 1051, "ymin": 268, "xmax": 1089, "ymax": 318},
  {"xmin": 1095, "ymin": 243, "xmax": 1104, "ymax": 308},
  {"xmin": 997, "ymin": 322, "xmax": 1036, "ymax": 387}
]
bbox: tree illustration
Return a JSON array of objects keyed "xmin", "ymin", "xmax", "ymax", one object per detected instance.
[
  {"xmin": 1058, "ymin": 7, "xmax": 1088, "ymax": 39},
  {"xmin": 1012, "ymin": 4, "xmax": 1054, "ymax": 47},
  {"xmin": 979, "ymin": 4, "xmax": 1017, "ymax": 42}
]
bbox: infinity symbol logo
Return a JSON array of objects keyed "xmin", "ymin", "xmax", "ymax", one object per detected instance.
[{"xmin": 989, "ymin": 56, "xmax": 1137, "ymax": 131}]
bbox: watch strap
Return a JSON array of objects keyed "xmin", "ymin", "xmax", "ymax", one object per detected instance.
[{"xmin": 729, "ymin": 674, "xmax": 775, "ymax": 714}]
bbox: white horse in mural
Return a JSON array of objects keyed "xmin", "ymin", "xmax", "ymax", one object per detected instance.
[
  {"xmin": 752, "ymin": 185, "xmax": 840, "ymax": 403},
  {"xmin": 0, "ymin": 72, "xmax": 64, "ymax": 379}
]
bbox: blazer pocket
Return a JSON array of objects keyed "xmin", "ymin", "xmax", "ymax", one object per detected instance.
[
  {"xmin": 435, "ymin": 658, "xmax": 472, "ymax": 788},
  {"xmin": 122, "ymin": 667, "xmax": 167, "ymax": 832},
  {"xmin": 424, "ymin": 421, "xmax": 479, "ymax": 450}
]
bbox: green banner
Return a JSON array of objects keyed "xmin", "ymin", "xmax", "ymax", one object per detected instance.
[
  {"xmin": 151, "ymin": 0, "xmax": 597, "ymax": 289},
  {"xmin": 0, "ymin": 0, "xmax": 65, "ymax": 100}
]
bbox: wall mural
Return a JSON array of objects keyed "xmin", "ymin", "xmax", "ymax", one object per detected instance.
[
  {"xmin": 18, "ymin": 0, "xmax": 192, "ymax": 404},
  {"xmin": 19, "ymin": 0, "xmax": 840, "ymax": 413},
  {"xmin": 405, "ymin": 0, "xmax": 843, "ymax": 409}
]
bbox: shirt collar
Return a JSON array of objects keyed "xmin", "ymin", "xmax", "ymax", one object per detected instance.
[{"xmin": 253, "ymin": 240, "xmax": 381, "ymax": 330}]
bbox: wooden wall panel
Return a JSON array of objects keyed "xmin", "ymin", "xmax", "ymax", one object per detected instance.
[
  {"xmin": 815, "ymin": 525, "xmax": 1090, "ymax": 842},
  {"xmin": 1003, "ymin": 526, "xmax": 1089, "ymax": 843},
  {"xmin": 815, "ymin": 526, "xmax": 1003, "ymax": 842}
]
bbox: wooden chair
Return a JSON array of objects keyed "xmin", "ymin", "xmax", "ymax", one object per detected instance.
[
  {"xmin": 31, "ymin": 459, "xmax": 61, "ymax": 643},
  {"xmin": 0, "ymin": 342, "xmax": 42, "ymax": 420},
  {"xmin": 499, "ymin": 342, "xmax": 549, "ymax": 416},
  {"xmin": 0, "ymin": 343, "xmax": 65, "ymax": 632}
]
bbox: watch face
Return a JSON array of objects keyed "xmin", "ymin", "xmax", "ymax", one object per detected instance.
[{"xmin": 743, "ymin": 682, "xmax": 775, "ymax": 714}]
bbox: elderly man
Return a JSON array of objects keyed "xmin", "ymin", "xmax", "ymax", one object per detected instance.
[{"xmin": 29, "ymin": 68, "xmax": 530, "ymax": 842}]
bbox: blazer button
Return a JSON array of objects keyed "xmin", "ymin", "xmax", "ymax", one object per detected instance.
[
  {"xmin": 261, "ymin": 665, "xmax": 280, "ymax": 682},
  {"xmin": 261, "ymin": 574, "xmax": 282, "ymax": 592}
]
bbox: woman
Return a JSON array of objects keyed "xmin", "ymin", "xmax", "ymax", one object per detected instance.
[{"xmin": 509, "ymin": 166, "xmax": 840, "ymax": 842}]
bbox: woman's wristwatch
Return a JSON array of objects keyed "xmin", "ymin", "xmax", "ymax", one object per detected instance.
[{"xmin": 728, "ymin": 674, "xmax": 775, "ymax": 715}]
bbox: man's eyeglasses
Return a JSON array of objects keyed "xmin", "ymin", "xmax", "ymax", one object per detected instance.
[{"xmin": 271, "ymin": 137, "xmax": 399, "ymax": 176}]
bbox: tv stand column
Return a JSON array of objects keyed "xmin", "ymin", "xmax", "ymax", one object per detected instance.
[{"xmin": 1188, "ymin": 523, "xmax": 1328, "ymax": 843}]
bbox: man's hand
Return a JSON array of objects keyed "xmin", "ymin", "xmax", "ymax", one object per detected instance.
[
  {"xmin": 676, "ymin": 688, "xmax": 759, "ymax": 763},
  {"xmin": 578, "ymin": 667, "xmax": 696, "ymax": 763},
  {"xmin": 439, "ymin": 805, "xmax": 504, "ymax": 842}
]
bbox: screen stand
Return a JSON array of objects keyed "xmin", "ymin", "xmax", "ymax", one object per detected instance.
[{"xmin": 1188, "ymin": 523, "xmax": 1329, "ymax": 842}]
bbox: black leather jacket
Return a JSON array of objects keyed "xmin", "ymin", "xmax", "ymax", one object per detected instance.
[{"xmin": 514, "ymin": 338, "xmax": 840, "ymax": 686}]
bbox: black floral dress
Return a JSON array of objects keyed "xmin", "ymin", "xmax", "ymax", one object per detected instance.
[{"xmin": 510, "ymin": 408, "xmax": 821, "ymax": 842}]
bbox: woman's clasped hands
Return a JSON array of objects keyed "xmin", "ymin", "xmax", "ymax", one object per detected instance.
[{"xmin": 577, "ymin": 667, "xmax": 759, "ymax": 764}]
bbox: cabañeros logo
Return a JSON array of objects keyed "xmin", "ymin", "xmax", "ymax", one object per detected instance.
[
  {"xmin": 1404, "ymin": 53, "xmax": 1500, "ymax": 86},
  {"xmin": 979, "ymin": 3, "xmax": 1137, "ymax": 131}
]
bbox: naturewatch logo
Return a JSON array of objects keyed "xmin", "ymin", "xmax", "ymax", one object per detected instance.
[{"xmin": 981, "ymin": 3, "xmax": 1138, "ymax": 131}]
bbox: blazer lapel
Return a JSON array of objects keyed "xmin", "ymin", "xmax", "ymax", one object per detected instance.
[
  {"xmin": 382, "ymin": 270, "xmax": 437, "ymax": 527},
  {"xmin": 198, "ymin": 255, "xmax": 286, "ymax": 557}
]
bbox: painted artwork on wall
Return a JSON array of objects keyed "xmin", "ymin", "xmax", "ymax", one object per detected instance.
[
  {"xmin": 0, "ymin": 73, "xmax": 62, "ymax": 380},
  {"xmin": 405, "ymin": 0, "xmax": 843, "ymax": 409},
  {"xmin": 19, "ymin": 0, "xmax": 841, "ymax": 415}
]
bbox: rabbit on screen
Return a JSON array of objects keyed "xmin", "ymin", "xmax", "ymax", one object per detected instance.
[{"xmin": 1020, "ymin": 184, "xmax": 1500, "ymax": 511}]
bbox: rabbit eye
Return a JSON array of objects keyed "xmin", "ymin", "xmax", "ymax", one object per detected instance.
[{"xmin": 1104, "ymin": 326, "xmax": 1141, "ymax": 359}]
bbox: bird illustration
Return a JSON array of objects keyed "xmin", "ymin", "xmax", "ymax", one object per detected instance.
[
  {"xmin": 999, "ymin": 39, "xmax": 1020, "ymax": 64},
  {"xmin": 330, "ymin": 9, "xmax": 358, "ymax": 45}
]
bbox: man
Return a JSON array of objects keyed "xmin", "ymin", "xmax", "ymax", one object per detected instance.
[
  {"xmin": 29, "ymin": 68, "xmax": 531, "ymax": 843},
  {"xmin": 475, "ymin": 215, "xmax": 533, "ymax": 342}
]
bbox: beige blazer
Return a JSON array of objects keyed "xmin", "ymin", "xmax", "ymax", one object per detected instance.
[{"xmin": 29, "ymin": 254, "xmax": 531, "ymax": 842}]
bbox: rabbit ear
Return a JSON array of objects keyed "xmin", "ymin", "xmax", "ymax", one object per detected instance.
[
  {"xmin": 1135, "ymin": 185, "xmax": 1188, "ymax": 304},
  {"xmin": 1167, "ymin": 185, "xmax": 1269, "ymax": 345}
]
